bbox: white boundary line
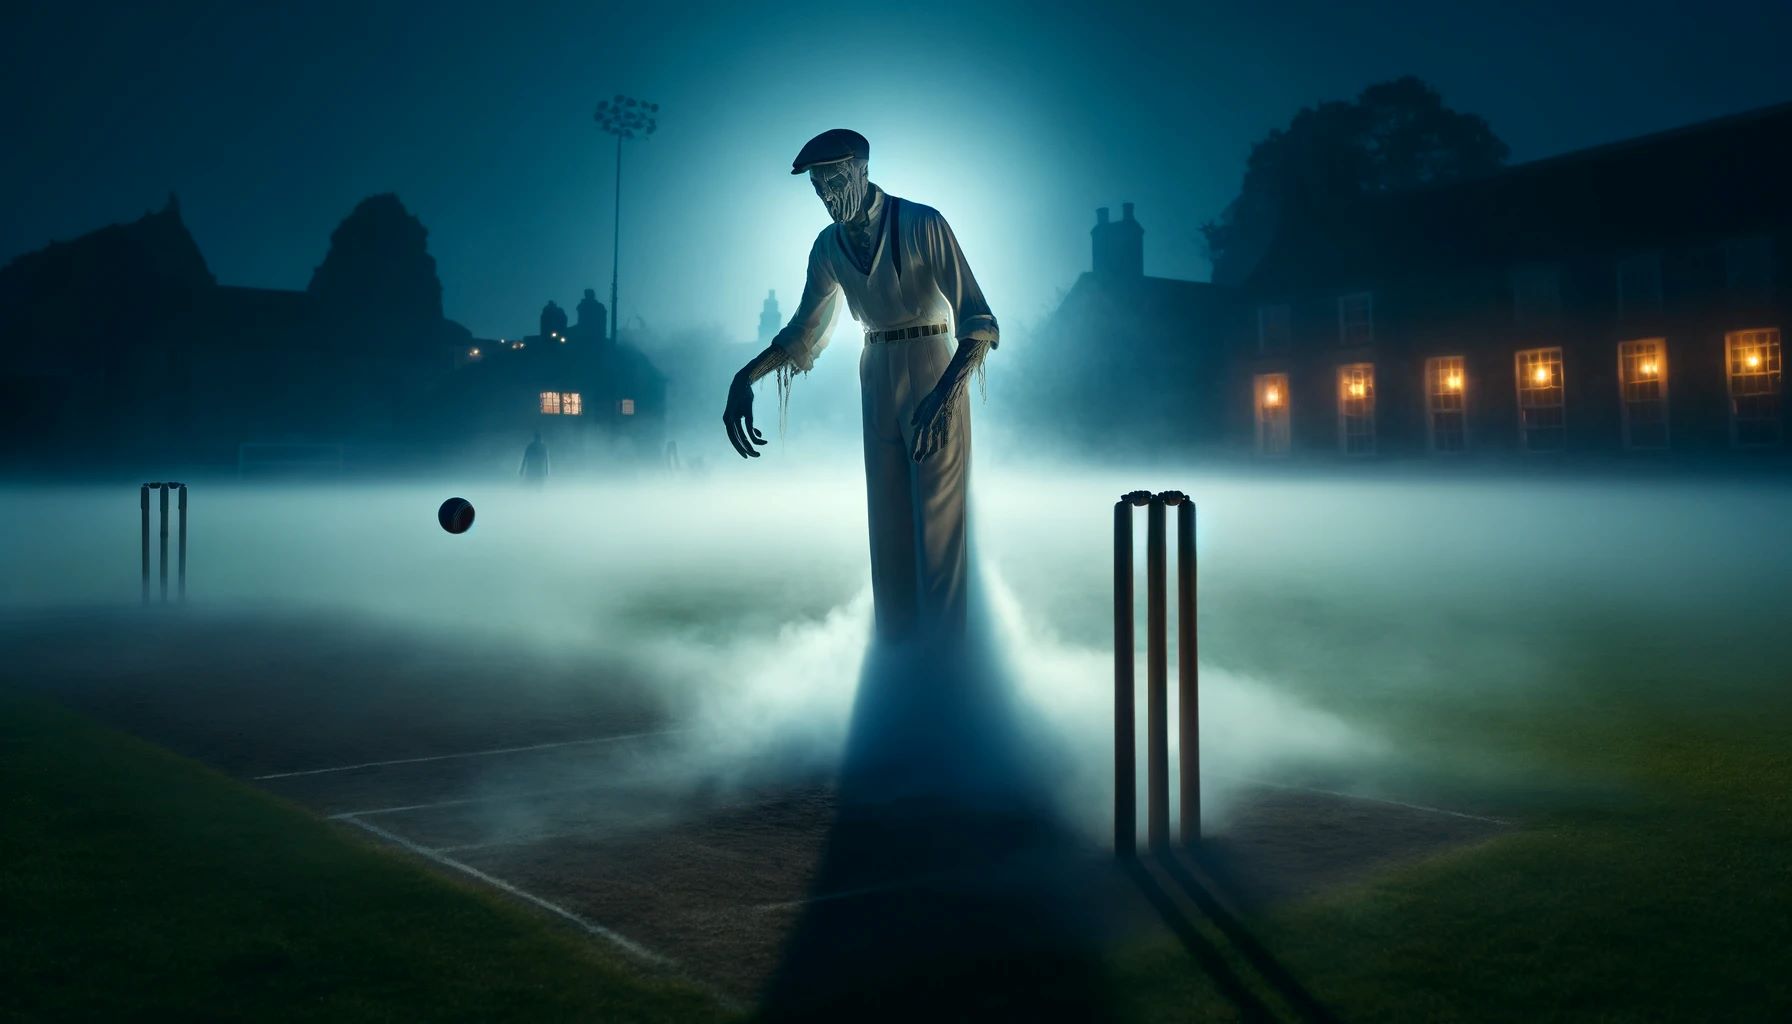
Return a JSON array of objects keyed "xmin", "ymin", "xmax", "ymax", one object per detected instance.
[
  {"xmin": 253, "ymin": 729, "xmax": 686, "ymax": 780},
  {"xmin": 1217, "ymin": 774, "xmax": 1512, "ymax": 826},
  {"xmin": 338, "ymin": 814, "xmax": 672, "ymax": 965}
]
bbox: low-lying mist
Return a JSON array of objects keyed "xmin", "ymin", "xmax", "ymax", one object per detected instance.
[{"xmin": 6, "ymin": 460, "xmax": 1789, "ymax": 842}]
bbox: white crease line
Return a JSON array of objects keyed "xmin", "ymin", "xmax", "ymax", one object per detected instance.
[
  {"xmin": 338, "ymin": 814, "xmax": 672, "ymax": 966},
  {"xmin": 253, "ymin": 729, "xmax": 686, "ymax": 780},
  {"xmin": 1216, "ymin": 774, "xmax": 1512, "ymax": 826},
  {"xmin": 326, "ymin": 781, "xmax": 620, "ymax": 820},
  {"xmin": 436, "ymin": 828, "xmax": 625, "ymax": 854}
]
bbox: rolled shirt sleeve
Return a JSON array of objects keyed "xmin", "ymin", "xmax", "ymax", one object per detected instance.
[
  {"xmin": 772, "ymin": 232, "xmax": 844, "ymax": 372},
  {"xmin": 922, "ymin": 208, "xmax": 999, "ymax": 348}
]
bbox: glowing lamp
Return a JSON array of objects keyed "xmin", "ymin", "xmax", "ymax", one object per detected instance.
[
  {"xmin": 1639, "ymin": 361, "xmax": 1657, "ymax": 377},
  {"xmin": 1264, "ymin": 387, "xmax": 1281, "ymax": 407},
  {"xmin": 469, "ymin": 347, "xmax": 480, "ymax": 357},
  {"xmin": 1746, "ymin": 353, "xmax": 1762, "ymax": 368},
  {"xmin": 1533, "ymin": 366, "xmax": 1551, "ymax": 384},
  {"xmin": 1347, "ymin": 382, "xmax": 1367, "ymax": 398},
  {"xmin": 1446, "ymin": 373, "xmax": 1463, "ymax": 391}
]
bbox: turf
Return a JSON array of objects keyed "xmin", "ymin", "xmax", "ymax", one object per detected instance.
[
  {"xmin": 1101, "ymin": 588, "xmax": 1792, "ymax": 1022},
  {"xmin": 0, "ymin": 693, "xmax": 732, "ymax": 1024}
]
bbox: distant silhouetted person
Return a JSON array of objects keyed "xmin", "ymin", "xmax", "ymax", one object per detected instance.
[
  {"xmin": 519, "ymin": 431, "xmax": 550, "ymax": 487},
  {"xmin": 539, "ymin": 299, "xmax": 568, "ymax": 338},
  {"xmin": 576, "ymin": 288, "xmax": 606, "ymax": 337},
  {"xmin": 664, "ymin": 439, "xmax": 682, "ymax": 472}
]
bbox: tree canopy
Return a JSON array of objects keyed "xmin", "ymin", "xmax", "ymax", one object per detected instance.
[{"xmin": 1203, "ymin": 76, "xmax": 1509, "ymax": 285}]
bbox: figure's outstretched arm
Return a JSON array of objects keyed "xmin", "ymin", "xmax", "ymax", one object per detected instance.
[
  {"xmin": 723, "ymin": 344, "xmax": 790, "ymax": 459},
  {"xmin": 724, "ymin": 236, "xmax": 840, "ymax": 459},
  {"xmin": 737, "ymin": 343, "xmax": 791, "ymax": 385}
]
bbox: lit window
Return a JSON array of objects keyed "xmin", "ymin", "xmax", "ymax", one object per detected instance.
[
  {"xmin": 468, "ymin": 347, "xmax": 481, "ymax": 358},
  {"xmin": 1257, "ymin": 304, "xmax": 1291, "ymax": 355},
  {"xmin": 1253, "ymin": 373, "xmax": 1290, "ymax": 456},
  {"xmin": 1337, "ymin": 363, "xmax": 1375, "ymax": 455},
  {"xmin": 1425, "ymin": 356, "xmax": 1467, "ymax": 453},
  {"xmin": 1617, "ymin": 251, "xmax": 1663, "ymax": 317},
  {"xmin": 618, "ymin": 398, "xmax": 636, "ymax": 416},
  {"xmin": 1514, "ymin": 347, "xmax": 1565, "ymax": 452},
  {"xmin": 562, "ymin": 392, "xmax": 583, "ymax": 416},
  {"xmin": 1510, "ymin": 265, "xmax": 1561, "ymax": 328},
  {"xmin": 1338, "ymin": 293, "xmax": 1373, "ymax": 347},
  {"xmin": 1726, "ymin": 328, "xmax": 1782, "ymax": 447},
  {"xmin": 1618, "ymin": 339, "xmax": 1669, "ymax": 450},
  {"xmin": 539, "ymin": 391, "xmax": 562, "ymax": 415}
]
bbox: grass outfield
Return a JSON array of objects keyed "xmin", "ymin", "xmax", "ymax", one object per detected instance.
[
  {"xmin": 1106, "ymin": 607, "xmax": 1792, "ymax": 1021},
  {"xmin": 0, "ymin": 694, "xmax": 732, "ymax": 1024}
]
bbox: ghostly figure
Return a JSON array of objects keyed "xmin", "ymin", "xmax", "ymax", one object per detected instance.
[
  {"xmin": 723, "ymin": 129, "xmax": 997, "ymax": 644},
  {"xmin": 518, "ymin": 431, "xmax": 549, "ymax": 487}
]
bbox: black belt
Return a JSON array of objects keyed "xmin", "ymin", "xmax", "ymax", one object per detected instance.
[{"xmin": 865, "ymin": 323, "xmax": 948, "ymax": 344}]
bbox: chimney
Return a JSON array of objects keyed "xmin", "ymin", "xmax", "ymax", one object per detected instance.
[{"xmin": 1091, "ymin": 202, "xmax": 1144, "ymax": 277}]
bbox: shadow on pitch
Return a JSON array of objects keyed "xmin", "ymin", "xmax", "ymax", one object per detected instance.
[
  {"xmin": 755, "ymin": 635, "xmax": 1118, "ymax": 1020},
  {"xmin": 1129, "ymin": 845, "xmax": 1340, "ymax": 1024}
]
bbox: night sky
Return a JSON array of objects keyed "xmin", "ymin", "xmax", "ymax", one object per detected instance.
[{"xmin": 6, "ymin": 0, "xmax": 1791, "ymax": 343}]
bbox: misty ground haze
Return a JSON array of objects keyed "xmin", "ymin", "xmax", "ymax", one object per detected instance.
[{"xmin": 7, "ymin": 462, "xmax": 1788, "ymax": 843}]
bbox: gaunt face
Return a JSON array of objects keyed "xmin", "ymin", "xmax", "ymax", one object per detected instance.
[{"xmin": 810, "ymin": 157, "xmax": 869, "ymax": 223}]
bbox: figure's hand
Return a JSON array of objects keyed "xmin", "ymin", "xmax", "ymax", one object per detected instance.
[
  {"xmin": 723, "ymin": 373, "xmax": 768, "ymax": 459},
  {"xmin": 909, "ymin": 386, "xmax": 953, "ymax": 463}
]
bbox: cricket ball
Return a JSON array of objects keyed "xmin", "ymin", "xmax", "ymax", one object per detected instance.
[{"xmin": 438, "ymin": 496, "xmax": 475, "ymax": 535}]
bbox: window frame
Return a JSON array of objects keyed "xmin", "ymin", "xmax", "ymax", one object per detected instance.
[
  {"xmin": 1257, "ymin": 303, "xmax": 1292, "ymax": 355},
  {"xmin": 1253, "ymin": 372, "xmax": 1291, "ymax": 457},
  {"xmin": 1337, "ymin": 292, "xmax": 1374, "ymax": 347},
  {"xmin": 1616, "ymin": 339, "xmax": 1669, "ymax": 451},
  {"xmin": 1510, "ymin": 264, "xmax": 1562, "ymax": 329},
  {"xmin": 1725, "ymin": 328, "xmax": 1783, "ymax": 448},
  {"xmin": 1514, "ymin": 347, "xmax": 1566, "ymax": 453},
  {"xmin": 1336, "ymin": 362, "xmax": 1376, "ymax": 456},
  {"xmin": 539, "ymin": 391, "xmax": 562, "ymax": 415},
  {"xmin": 1424, "ymin": 355, "xmax": 1469, "ymax": 454}
]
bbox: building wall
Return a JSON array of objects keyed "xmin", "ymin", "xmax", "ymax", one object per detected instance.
[{"xmin": 1237, "ymin": 230, "xmax": 1788, "ymax": 459}]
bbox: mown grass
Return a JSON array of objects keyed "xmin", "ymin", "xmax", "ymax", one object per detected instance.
[
  {"xmin": 0, "ymin": 694, "xmax": 733, "ymax": 1024},
  {"xmin": 1103, "ymin": 581, "xmax": 1792, "ymax": 1022}
]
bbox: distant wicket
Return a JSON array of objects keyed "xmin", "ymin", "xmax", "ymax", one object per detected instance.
[
  {"xmin": 1114, "ymin": 489, "xmax": 1198, "ymax": 856},
  {"xmin": 140, "ymin": 482, "xmax": 188, "ymax": 604}
]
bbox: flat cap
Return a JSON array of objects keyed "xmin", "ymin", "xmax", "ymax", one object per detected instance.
[{"xmin": 790, "ymin": 128, "xmax": 869, "ymax": 175}]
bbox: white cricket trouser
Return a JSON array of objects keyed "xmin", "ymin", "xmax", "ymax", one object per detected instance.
[{"xmin": 858, "ymin": 334, "xmax": 970, "ymax": 644}]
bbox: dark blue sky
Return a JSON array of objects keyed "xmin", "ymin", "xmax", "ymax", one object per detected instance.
[{"xmin": 5, "ymin": 0, "xmax": 1790, "ymax": 341}]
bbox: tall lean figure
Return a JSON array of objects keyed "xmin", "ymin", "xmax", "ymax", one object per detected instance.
[{"xmin": 723, "ymin": 129, "xmax": 998, "ymax": 645}]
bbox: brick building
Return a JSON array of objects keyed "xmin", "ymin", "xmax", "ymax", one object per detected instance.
[{"xmin": 1232, "ymin": 102, "xmax": 1791, "ymax": 460}]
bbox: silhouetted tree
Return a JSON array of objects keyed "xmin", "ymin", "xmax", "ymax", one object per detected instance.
[
  {"xmin": 1203, "ymin": 77, "xmax": 1508, "ymax": 284},
  {"xmin": 307, "ymin": 193, "xmax": 444, "ymax": 324}
]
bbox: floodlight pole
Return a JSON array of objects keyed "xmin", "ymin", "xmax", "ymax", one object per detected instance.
[
  {"xmin": 610, "ymin": 132, "xmax": 622, "ymax": 343},
  {"xmin": 594, "ymin": 95, "xmax": 659, "ymax": 346}
]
